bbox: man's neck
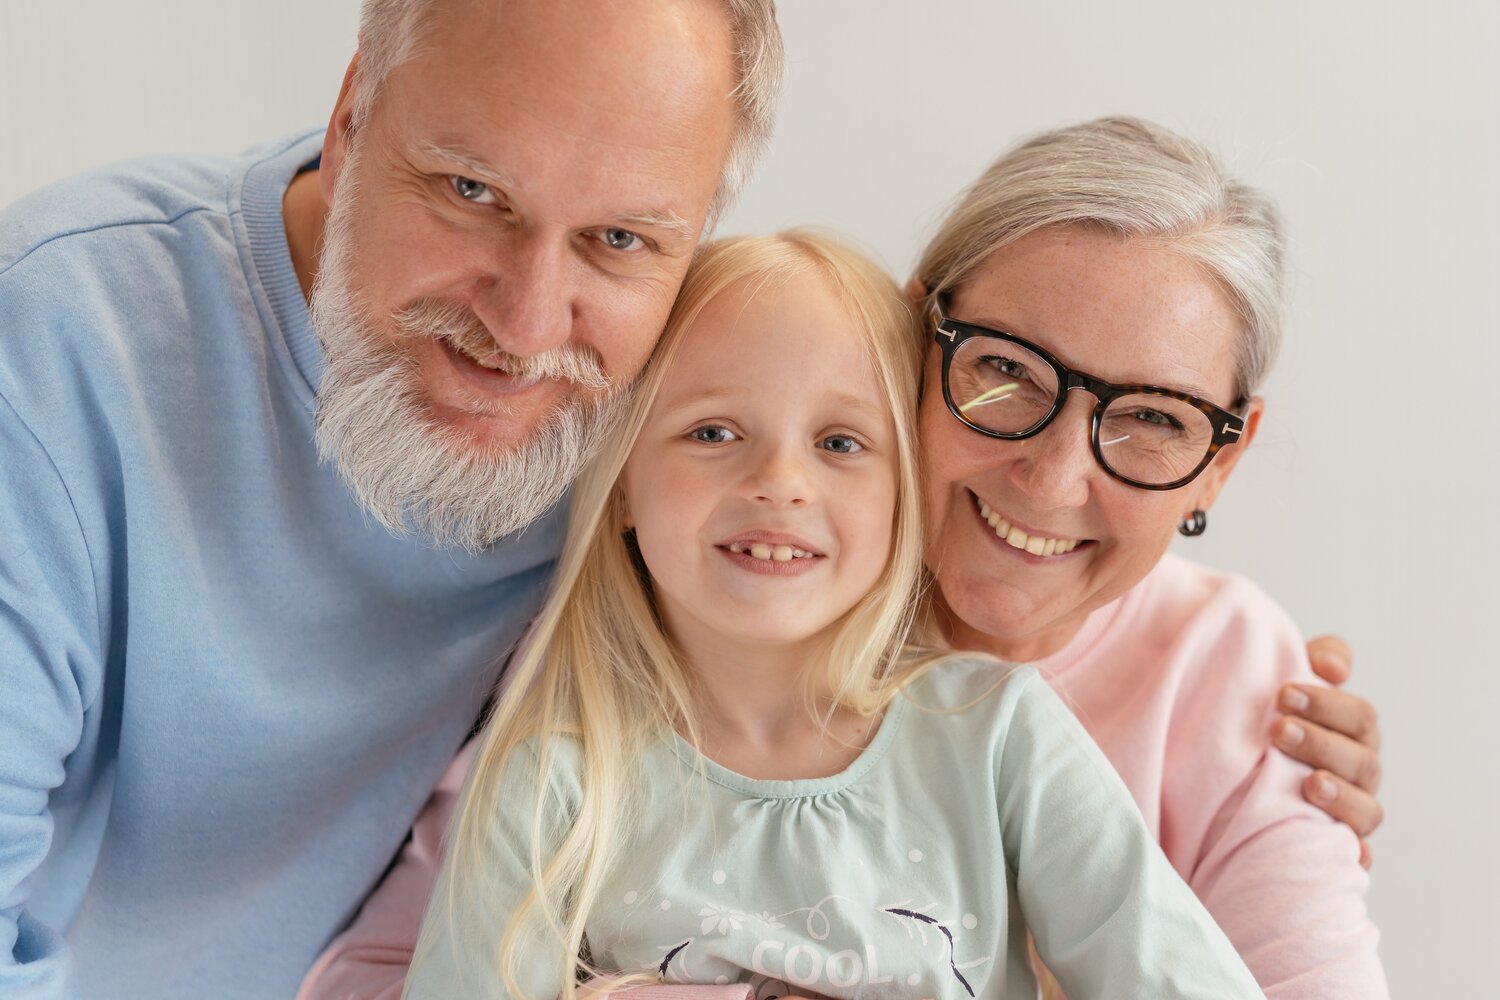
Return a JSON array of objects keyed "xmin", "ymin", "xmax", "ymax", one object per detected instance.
[{"xmin": 283, "ymin": 169, "xmax": 329, "ymax": 303}]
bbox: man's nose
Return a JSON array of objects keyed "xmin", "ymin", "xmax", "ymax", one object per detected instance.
[{"xmin": 467, "ymin": 234, "xmax": 573, "ymax": 357}]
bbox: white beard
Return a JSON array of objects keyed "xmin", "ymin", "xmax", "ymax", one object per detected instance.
[{"xmin": 307, "ymin": 146, "xmax": 629, "ymax": 551}]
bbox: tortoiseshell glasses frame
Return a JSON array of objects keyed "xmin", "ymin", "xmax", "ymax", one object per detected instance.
[{"xmin": 930, "ymin": 295, "xmax": 1248, "ymax": 491}]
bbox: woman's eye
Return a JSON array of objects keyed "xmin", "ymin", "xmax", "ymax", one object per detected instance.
[
  {"xmin": 689, "ymin": 425, "xmax": 737, "ymax": 444},
  {"xmin": 820, "ymin": 434, "xmax": 863, "ymax": 455},
  {"xmin": 1132, "ymin": 408, "xmax": 1184, "ymax": 430},
  {"xmin": 981, "ymin": 355, "xmax": 1029, "ymax": 380},
  {"xmin": 449, "ymin": 175, "xmax": 498, "ymax": 205},
  {"xmin": 599, "ymin": 227, "xmax": 646, "ymax": 252}
]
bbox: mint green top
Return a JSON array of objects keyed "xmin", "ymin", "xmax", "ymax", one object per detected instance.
[{"xmin": 408, "ymin": 662, "xmax": 1264, "ymax": 999}]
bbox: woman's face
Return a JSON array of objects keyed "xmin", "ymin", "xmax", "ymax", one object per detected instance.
[{"xmin": 919, "ymin": 225, "xmax": 1260, "ymax": 659}]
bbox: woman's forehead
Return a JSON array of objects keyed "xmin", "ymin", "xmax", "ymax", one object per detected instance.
[{"xmin": 956, "ymin": 228, "xmax": 1242, "ymax": 404}]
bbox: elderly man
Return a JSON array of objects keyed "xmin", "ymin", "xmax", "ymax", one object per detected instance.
[{"xmin": 0, "ymin": 1, "xmax": 781, "ymax": 997}]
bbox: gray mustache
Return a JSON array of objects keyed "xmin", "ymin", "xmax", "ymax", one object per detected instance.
[{"xmin": 392, "ymin": 298, "xmax": 613, "ymax": 392}]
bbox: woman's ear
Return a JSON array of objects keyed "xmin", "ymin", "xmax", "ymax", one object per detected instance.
[
  {"xmin": 1188, "ymin": 395, "xmax": 1264, "ymax": 515},
  {"xmin": 905, "ymin": 277, "xmax": 929, "ymax": 307}
]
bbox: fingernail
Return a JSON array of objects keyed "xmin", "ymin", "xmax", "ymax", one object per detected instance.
[
  {"xmin": 1281, "ymin": 687, "xmax": 1310, "ymax": 712},
  {"xmin": 1277, "ymin": 721, "xmax": 1305, "ymax": 748},
  {"xmin": 1314, "ymin": 650, "xmax": 1351, "ymax": 674},
  {"xmin": 1312, "ymin": 774, "xmax": 1338, "ymax": 803}
]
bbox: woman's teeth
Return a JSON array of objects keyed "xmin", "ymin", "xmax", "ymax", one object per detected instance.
[
  {"xmin": 977, "ymin": 500, "xmax": 1080, "ymax": 556},
  {"xmin": 727, "ymin": 542, "xmax": 816, "ymax": 563}
]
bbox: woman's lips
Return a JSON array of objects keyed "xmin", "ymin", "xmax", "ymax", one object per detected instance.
[{"xmin": 969, "ymin": 491, "xmax": 1088, "ymax": 558}]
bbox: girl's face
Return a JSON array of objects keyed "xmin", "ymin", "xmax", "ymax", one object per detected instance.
[
  {"xmin": 621, "ymin": 271, "xmax": 900, "ymax": 659},
  {"xmin": 919, "ymin": 226, "xmax": 1256, "ymax": 659}
]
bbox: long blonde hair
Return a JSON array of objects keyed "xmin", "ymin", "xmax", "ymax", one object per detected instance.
[{"xmin": 412, "ymin": 231, "xmax": 946, "ymax": 999}]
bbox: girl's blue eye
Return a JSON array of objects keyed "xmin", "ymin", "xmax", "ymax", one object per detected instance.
[
  {"xmin": 820, "ymin": 434, "xmax": 863, "ymax": 454},
  {"xmin": 690, "ymin": 425, "xmax": 737, "ymax": 444}
]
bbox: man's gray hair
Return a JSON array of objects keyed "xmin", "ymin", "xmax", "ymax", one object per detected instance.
[
  {"xmin": 916, "ymin": 117, "xmax": 1286, "ymax": 401},
  {"xmin": 353, "ymin": 0, "xmax": 783, "ymax": 224}
]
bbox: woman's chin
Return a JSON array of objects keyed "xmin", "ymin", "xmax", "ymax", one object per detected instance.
[{"xmin": 937, "ymin": 577, "xmax": 1081, "ymax": 661}]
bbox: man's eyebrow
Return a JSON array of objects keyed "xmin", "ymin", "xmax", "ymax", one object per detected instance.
[
  {"xmin": 411, "ymin": 140, "xmax": 518, "ymax": 189},
  {"xmin": 410, "ymin": 139, "xmax": 695, "ymax": 244},
  {"xmin": 615, "ymin": 209, "xmax": 696, "ymax": 242}
]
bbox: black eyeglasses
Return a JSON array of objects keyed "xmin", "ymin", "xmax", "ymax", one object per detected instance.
[{"xmin": 930, "ymin": 296, "xmax": 1248, "ymax": 491}]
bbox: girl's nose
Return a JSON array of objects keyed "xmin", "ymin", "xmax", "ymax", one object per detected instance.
[{"xmin": 747, "ymin": 443, "xmax": 812, "ymax": 507}]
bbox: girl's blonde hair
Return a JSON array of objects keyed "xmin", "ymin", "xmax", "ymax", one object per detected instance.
[
  {"xmin": 915, "ymin": 116, "xmax": 1286, "ymax": 401},
  {"xmin": 413, "ymin": 231, "xmax": 945, "ymax": 999}
]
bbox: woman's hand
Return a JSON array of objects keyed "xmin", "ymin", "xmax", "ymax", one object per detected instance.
[{"xmin": 1272, "ymin": 634, "xmax": 1383, "ymax": 867}]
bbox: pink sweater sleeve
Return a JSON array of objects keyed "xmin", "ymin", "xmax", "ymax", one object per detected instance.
[
  {"xmin": 1165, "ymin": 575, "xmax": 1388, "ymax": 999},
  {"xmin": 1044, "ymin": 556, "xmax": 1387, "ymax": 999},
  {"xmin": 296, "ymin": 744, "xmax": 753, "ymax": 1000}
]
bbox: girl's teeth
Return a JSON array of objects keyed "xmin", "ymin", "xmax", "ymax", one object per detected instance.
[
  {"xmin": 730, "ymin": 542, "xmax": 814, "ymax": 562},
  {"xmin": 976, "ymin": 498, "xmax": 1080, "ymax": 557}
]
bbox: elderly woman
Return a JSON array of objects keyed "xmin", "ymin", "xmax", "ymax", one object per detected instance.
[
  {"xmin": 297, "ymin": 118, "xmax": 1386, "ymax": 999},
  {"xmin": 907, "ymin": 116, "xmax": 1385, "ymax": 996}
]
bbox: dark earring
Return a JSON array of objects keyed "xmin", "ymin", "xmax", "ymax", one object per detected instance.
[{"xmin": 1178, "ymin": 510, "xmax": 1207, "ymax": 537}]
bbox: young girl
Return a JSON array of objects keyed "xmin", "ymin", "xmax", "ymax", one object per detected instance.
[{"xmin": 402, "ymin": 233, "xmax": 1263, "ymax": 1000}]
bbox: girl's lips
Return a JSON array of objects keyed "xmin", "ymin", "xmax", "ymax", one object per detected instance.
[
  {"xmin": 716, "ymin": 530, "xmax": 824, "ymax": 556},
  {"xmin": 717, "ymin": 545, "xmax": 824, "ymax": 576}
]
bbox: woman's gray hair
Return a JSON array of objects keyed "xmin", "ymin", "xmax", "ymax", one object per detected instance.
[
  {"xmin": 352, "ymin": 0, "xmax": 783, "ymax": 225},
  {"xmin": 915, "ymin": 116, "xmax": 1286, "ymax": 400}
]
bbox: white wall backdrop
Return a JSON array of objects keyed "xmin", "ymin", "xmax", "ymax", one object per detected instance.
[{"xmin": 2, "ymin": 1, "xmax": 1495, "ymax": 994}]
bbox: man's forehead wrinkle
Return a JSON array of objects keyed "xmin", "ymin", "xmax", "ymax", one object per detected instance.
[
  {"xmin": 409, "ymin": 130, "xmax": 694, "ymax": 233},
  {"xmin": 410, "ymin": 139, "xmax": 518, "ymax": 189}
]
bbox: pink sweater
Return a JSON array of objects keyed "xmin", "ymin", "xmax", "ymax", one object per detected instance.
[{"xmin": 297, "ymin": 554, "xmax": 1386, "ymax": 999}]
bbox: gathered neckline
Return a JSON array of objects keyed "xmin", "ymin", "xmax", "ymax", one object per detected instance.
[{"xmin": 664, "ymin": 695, "xmax": 908, "ymax": 800}]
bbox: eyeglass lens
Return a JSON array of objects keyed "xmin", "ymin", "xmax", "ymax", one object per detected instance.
[{"xmin": 947, "ymin": 335, "xmax": 1216, "ymax": 487}]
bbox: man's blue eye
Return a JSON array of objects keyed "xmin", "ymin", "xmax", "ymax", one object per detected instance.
[
  {"xmin": 690, "ymin": 426, "xmax": 736, "ymax": 444},
  {"xmin": 450, "ymin": 176, "xmax": 493, "ymax": 202},
  {"xmin": 602, "ymin": 228, "xmax": 644, "ymax": 252}
]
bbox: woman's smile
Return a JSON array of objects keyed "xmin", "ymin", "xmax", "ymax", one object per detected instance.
[{"xmin": 968, "ymin": 490, "xmax": 1089, "ymax": 559}]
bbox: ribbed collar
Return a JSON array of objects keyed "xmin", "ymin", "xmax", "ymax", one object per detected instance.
[{"xmin": 232, "ymin": 128, "xmax": 327, "ymax": 404}]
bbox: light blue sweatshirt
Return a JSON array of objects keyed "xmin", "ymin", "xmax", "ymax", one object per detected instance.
[{"xmin": 0, "ymin": 131, "xmax": 562, "ymax": 999}]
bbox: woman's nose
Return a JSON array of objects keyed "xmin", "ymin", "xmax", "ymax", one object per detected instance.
[{"xmin": 1008, "ymin": 392, "xmax": 1096, "ymax": 508}]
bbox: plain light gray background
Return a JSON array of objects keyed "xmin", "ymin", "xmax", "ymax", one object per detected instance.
[{"xmin": 2, "ymin": 1, "xmax": 1495, "ymax": 994}]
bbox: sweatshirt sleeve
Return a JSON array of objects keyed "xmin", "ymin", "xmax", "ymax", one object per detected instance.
[
  {"xmin": 995, "ymin": 671, "xmax": 1265, "ymax": 1000},
  {"xmin": 0, "ymin": 392, "xmax": 100, "ymax": 999},
  {"xmin": 1166, "ymin": 580, "xmax": 1388, "ymax": 999}
]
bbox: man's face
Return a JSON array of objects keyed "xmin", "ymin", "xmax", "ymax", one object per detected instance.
[{"xmin": 311, "ymin": 0, "xmax": 738, "ymax": 547}]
